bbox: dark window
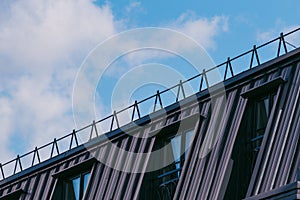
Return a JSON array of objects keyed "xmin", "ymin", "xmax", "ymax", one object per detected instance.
[
  {"xmin": 52, "ymin": 172, "xmax": 90, "ymax": 200},
  {"xmin": 51, "ymin": 158, "xmax": 95, "ymax": 200},
  {"xmin": 170, "ymin": 129, "xmax": 194, "ymax": 177},
  {"xmin": 250, "ymin": 93, "xmax": 275, "ymax": 169},
  {"xmin": 157, "ymin": 129, "xmax": 194, "ymax": 199},
  {"xmin": 0, "ymin": 189, "xmax": 25, "ymax": 200},
  {"xmin": 63, "ymin": 172, "xmax": 90, "ymax": 200},
  {"xmin": 52, "ymin": 171, "xmax": 90, "ymax": 200},
  {"xmin": 139, "ymin": 115, "xmax": 198, "ymax": 200},
  {"xmin": 224, "ymin": 92, "xmax": 276, "ymax": 200}
]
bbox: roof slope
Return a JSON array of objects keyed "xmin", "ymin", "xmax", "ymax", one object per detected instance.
[
  {"xmin": 174, "ymin": 50, "xmax": 300, "ymax": 200},
  {"xmin": 0, "ymin": 31, "xmax": 299, "ymax": 200}
]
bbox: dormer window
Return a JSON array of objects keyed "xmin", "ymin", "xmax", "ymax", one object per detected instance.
[
  {"xmin": 224, "ymin": 82, "xmax": 280, "ymax": 200},
  {"xmin": 51, "ymin": 158, "xmax": 96, "ymax": 200},
  {"xmin": 170, "ymin": 129, "xmax": 194, "ymax": 177},
  {"xmin": 156, "ymin": 129, "xmax": 195, "ymax": 198},
  {"xmin": 62, "ymin": 171, "xmax": 90, "ymax": 200}
]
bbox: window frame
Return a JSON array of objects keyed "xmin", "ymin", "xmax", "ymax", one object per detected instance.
[
  {"xmin": 223, "ymin": 77, "xmax": 285, "ymax": 200},
  {"xmin": 0, "ymin": 189, "xmax": 25, "ymax": 200},
  {"xmin": 158, "ymin": 128, "xmax": 195, "ymax": 185},
  {"xmin": 51, "ymin": 157, "xmax": 96, "ymax": 200},
  {"xmin": 62, "ymin": 171, "xmax": 91, "ymax": 200}
]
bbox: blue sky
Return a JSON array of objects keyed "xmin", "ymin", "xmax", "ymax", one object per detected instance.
[
  {"xmin": 106, "ymin": 0, "xmax": 300, "ymax": 60},
  {"xmin": 0, "ymin": 0, "xmax": 299, "ymax": 168}
]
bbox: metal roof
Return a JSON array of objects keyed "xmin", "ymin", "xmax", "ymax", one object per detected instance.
[
  {"xmin": 0, "ymin": 28, "xmax": 299, "ymax": 200},
  {"xmin": 174, "ymin": 51, "xmax": 300, "ymax": 199}
]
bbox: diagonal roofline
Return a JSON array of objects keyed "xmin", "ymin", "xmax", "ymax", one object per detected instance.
[{"xmin": 0, "ymin": 27, "xmax": 299, "ymax": 183}]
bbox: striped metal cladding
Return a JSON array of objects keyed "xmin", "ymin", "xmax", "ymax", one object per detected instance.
[
  {"xmin": 173, "ymin": 80, "xmax": 249, "ymax": 200},
  {"xmin": 0, "ymin": 127, "xmax": 157, "ymax": 200},
  {"xmin": 245, "ymin": 62, "xmax": 300, "ymax": 198},
  {"xmin": 0, "ymin": 98, "xmax": 200, "ymax": 200},
  {"xmin": 1, "ymin": 28, "xmax": 300, "ymax": 183},
  {"xmin": 0, "ymin": 46, "xmax": 300, "ymax": 199},
  {"xmin": 173, "ymin": 53, "xmax": 300, "ymax": 200}
]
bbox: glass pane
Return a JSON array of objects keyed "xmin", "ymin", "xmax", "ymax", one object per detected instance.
[
  {"xmin": 171, "ymin": 135, "xmax": 181, "ymax": 171},
  {"xmin": 256, "ymin": 100, "xmax": 267, "ymax": 131},
  {"xmin": 171, "ymin": 135, "xmax": 181, "ymax": 177},
  {"xmin": 83, "ymin": 173, "xmax": 90, "ymax": 193},
  {"xmin": 72, "ymin": 177, "xmax": 80, "ymax": 200},
  {"xmin": 273, "ymin": 94, "xmax": 277, "ymax": 107},
  {"xmin": 264, "ymin": 98, "xmax": 269, "ymax": 117},
  {"xmin": 65, "ymin": 181, "xmax": 76, "ymax": 200},
  {"xmin": 185, "ymin": 130, "xmax": 194, "ymax": 153}
]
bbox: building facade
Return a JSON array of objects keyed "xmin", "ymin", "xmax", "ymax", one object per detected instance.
[{"xmin": 0, "ymin": 29, "xmax": 299, "ymax": 200}]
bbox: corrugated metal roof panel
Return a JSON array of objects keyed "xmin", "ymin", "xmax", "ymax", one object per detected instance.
[
  {"xmin": 0, "ymin": 34, "xmax": 300, "ymax": 200},
  {"xmin": 172, "ymin": 61, "xmax": 300, "ymax": 200}
]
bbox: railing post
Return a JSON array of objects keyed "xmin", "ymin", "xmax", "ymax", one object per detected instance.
[
  {"xmin": 89, "ymin": 120, "xmax": 99, "ymax": 140},
  {"xmin": 176, "ymin": 80, "xmax": 186, "ymax": 102},
  {"xmin": 69, "ymin": 129, "xmax": 79, "ymax": 150},
  {"xmin": 110, "ymin": 111, "xmax": 120, "ymax": 131},
  {"xmin": 132, "ymin": 100, "xmax": 141, "ymax": 121},
  {"xmin": 32, "ymin": 147, "xmax": 41, "ymax": 166},
  {"xmin": 250, "ymin": 45, "xmax": 260, "ymax": 69},
  {"xmin": 114, "ymin": 111, "xmax": 120, "ymax": 128},
  {"xmin": 153, "ymin": 90, "xmax": 163, "ymax": 112},
  {"xmin": 13, "ymin": 155, "xmax": 22, "ymax": 174},
  {"xmin": 224, "ymin": 57, "xmax": 234, "ymax": 80},
  {"xmin": 277, "ymin": 32, "xmax": 288, "ymax": 57},
  {"xmin": 50, "ymin": 138, "xmax": 59, "ymax": 158},
  {"xmin": 0, "ymin": 163, "xmax": 5, "ymax": 180},
  {"xmin": 199, "ymin": 75, "xmax": 204, "ymax": 92},
  {"xmin": 203, "ymin": 69, "xmax": 209, "ymax": 88},
  {"xmin": 198, "ymin": 70, "xmax": 209, "ymax": 91}
]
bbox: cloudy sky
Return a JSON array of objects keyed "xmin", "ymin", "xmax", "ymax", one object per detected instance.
[{"xmin": 0, "ymin": 0, "xmax": 299, "ymax": 167}]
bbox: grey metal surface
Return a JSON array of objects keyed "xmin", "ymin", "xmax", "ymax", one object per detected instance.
[
  {"xmin": 0, "ymin": 33, "xmax": 299, "ymax": 200},
  {"xmin": 173, "ymin": 56, "xmax": 300, "ymax": 200}
]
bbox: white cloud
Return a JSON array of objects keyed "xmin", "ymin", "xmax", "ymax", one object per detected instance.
[
  {"xmin": 256, "ymin": 24, "xmax": 300, "ymax": 48},
  {"xmin": 256, "ymin": 31, "xmax": 274, "ymax": 42},
  {"xmin": 125, "ymin": 1, "xmax": 143, "ymax": 13},
  {"xmin": 169, "ymin": 12, "xmax": 229, "ymax": 50},
  {"xmin": 0, "ymin": 0, "xmax": 118, "ymax": 164},
  {"xmin": 0, "ymin": 0, "xmax": 116, "ymax": 70},
  {"xmin": 104, "ymin": 14, "xmax": 229, "ymax": 75},
  {"xmin": 281, "ymin": 26, "xmax": 300, "ymax": 48},
  {"xmin": 89, "ymin": 16, "xmax": 229, "ymax": 134},
  {"xmin": 0, "ymin": 0, "xmax": 230, "ymax": 172},
  {"xmin": 115, "ymin": 13, "xmax": 229, "ymax": 68},
  {"xmin": 253, "ymin": 24, "xmax": 299, "ymax": 66}
]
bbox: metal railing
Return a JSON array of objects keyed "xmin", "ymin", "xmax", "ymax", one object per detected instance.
[{"xmin": 0, "ymin": 28, "xmax": 299, "ymax": 181}]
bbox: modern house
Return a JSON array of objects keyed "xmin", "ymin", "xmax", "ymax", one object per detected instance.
[{"xmin": 0, "ymin": 28, "xmax": 299, "ymax": 200}]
